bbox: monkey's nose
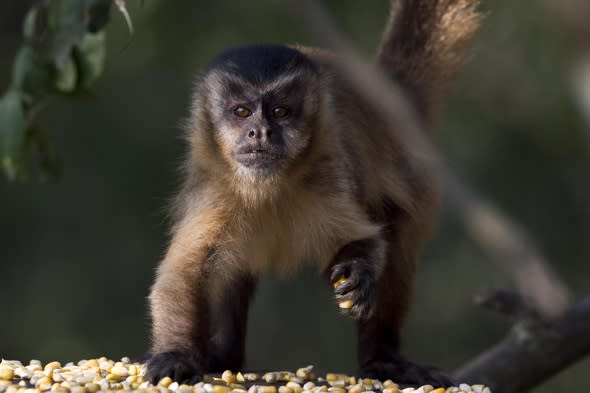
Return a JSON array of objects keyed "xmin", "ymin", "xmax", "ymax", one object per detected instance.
[{"xmin": 247, "ymin": 128, "xmax": 272, "ymax": 141}]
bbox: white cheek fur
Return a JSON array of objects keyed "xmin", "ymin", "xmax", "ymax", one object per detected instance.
[{"xmin": 283, "ymin": 128, "xmax": 311, "ymax": 159}]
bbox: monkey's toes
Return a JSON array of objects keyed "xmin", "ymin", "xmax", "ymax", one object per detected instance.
[
  {"xmin": 361, "ymin": 357, "xmax": 454, "ymax": 387},
  {"xmin": 330, "ymin": 260, "xmax": 375, "ymax": 320},
  {"xmin": 146, "ymin": 351, "xmax": 204, "ymax": 384}
]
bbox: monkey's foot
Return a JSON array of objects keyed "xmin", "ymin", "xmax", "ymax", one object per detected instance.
[
  {"xmin": 146, "ymin": 351, "xmax": 204, "ymax": 384},
  {"xmin": 330, "ymin": 259, "xmax": 375, "ymax": 320},
  {"xmin": 361, "ymin": 356, "xmax": 454, "ymax": 387}
]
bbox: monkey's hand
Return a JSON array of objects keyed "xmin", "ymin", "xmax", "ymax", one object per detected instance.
[
  {"xmin": 330, "ymin": 257, "xmax": 376, "ymax": 320},
  {"xmin": 146, "ymin": 351, "xmax": 204, "ymax": 384}
]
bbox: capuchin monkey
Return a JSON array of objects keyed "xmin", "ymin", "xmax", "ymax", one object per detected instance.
[{"xmin": 147, "ymin": 0, "xmax": 481, "ymax": 386}]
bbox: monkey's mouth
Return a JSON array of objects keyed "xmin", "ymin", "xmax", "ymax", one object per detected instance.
[{"xmin": 235, "ymin": 149, "xmax": 285, "ymax": 170}]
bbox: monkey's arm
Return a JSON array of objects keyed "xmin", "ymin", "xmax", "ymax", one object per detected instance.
[
  {"xmin": 147, "ymin": 209, "xmax": 223, "ymax": 384},
  {"xmin": 377, "ymin": 0, "xmax": 481, "ymax": 123},
  {"xmin": 327, "ymin": 184, "xmax": 445, "ymax": 385}
]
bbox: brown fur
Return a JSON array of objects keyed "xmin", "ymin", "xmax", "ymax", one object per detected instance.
[
  {"xmin": 148, "ymin": 0, "xmax": 481, "ymax": 384},
  {"xmin": 378, "ymin": 0, "xmax": 482, "ymax": 124}
]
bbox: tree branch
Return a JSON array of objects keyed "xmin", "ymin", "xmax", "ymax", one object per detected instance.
[
  {"xmin": 473, "ymin": 288, "xmax": 539, "ymax": 320},
  {"xmin": 454, "ymin": 293, "xmax": 590, "ymax": 393}
]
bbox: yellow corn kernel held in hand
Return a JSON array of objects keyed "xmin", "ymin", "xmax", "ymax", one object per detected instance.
[
  {"xmin": 333, "ymin": 275, "xmax": 353, "ymax": 309},
  {"xmin": 338, "ymin": 300, "xmax": 354, "ymax": 309},
  {"xmin": 333, "ymin": 276, "xmax": 348, "ymax": 289}
]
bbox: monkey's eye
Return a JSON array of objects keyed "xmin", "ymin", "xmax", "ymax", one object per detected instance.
[
  {"xmin": 233, "ymin": 106, "xmax": 252, "ymax": 118},
  {"xmin": 272, "ymin": 106, "xmax": 290, "ymax": 119}
]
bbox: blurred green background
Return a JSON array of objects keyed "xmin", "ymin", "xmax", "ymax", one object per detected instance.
[{"xmin": 1, "ymin": 1, "xmax": 589, "ymax": 392}]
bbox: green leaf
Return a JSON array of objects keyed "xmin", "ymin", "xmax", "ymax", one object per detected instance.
[
  {"xmin": 11, "ymin": 46, "xmax": 55, "ymax": 97},
  {"xmin": 0, "ymin": 90, "xmax": 28, "ymax": 181},
  {"xmin": 23, "ymin": 6, "xmax": 39, "ymax": 40},
  {"xmin": 2, "ymin": 0, "xmax": 115, "ymax": 182},
  {"xmin": 74, "ymin": 31, "xmax": 106, "ymax": 89},
  {"xmin": 47, "ymin": 0, "xmax": 88, "ymax": 68},
  {"xmin": 54, "ymin": 56, "xmax": 78, "ymax": 93}
]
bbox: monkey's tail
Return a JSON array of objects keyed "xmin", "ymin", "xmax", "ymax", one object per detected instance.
[{"xmin": 376, "ymin": 0, "xmax": 482, "ymax": 125}]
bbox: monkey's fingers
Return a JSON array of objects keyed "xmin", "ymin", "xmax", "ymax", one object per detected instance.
[
  {"xmin": 334, "ymin": 282, "xmax": 366, "ymax": 304},
  {"xmin": 333, "ymin": 276, "xmax": 348, "ymax": 288},
  {"xmin": 146, "ymin": 351, "xmax": 204, "ymax": 385},
  {"xmin": 334, "ymin": 278, "xmax": 374, "ymax": 319},
  {"xmin": 333, "ymin": 274, "xmax": 360, "ymax": 295},
  {"xmin": 337, "ymin": 295, "xmax": 375, "ymax": 320},
  {"xmin": 329, "ymin": 263, "xmax": 352, "ymax": 284}
]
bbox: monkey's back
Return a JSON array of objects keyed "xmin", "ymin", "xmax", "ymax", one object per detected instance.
[{"xmin": 298, "ymin": 46, "xmax": 437, "ymax": 222}]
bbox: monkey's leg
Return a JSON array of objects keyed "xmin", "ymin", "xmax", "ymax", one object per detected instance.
[
  {"xmin": 208, "ymin": 272, "xmax": 258, "ymax": 372},
  {"xmin": 356, "ymin": 236, "xmax": 454, "ymax": 387},
  {"xmin": 357, "ymin": 266, "xmax": 452, "ymax": 386}
]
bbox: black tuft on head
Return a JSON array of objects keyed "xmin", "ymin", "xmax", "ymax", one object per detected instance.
[{"xmin": 205, "ymin": 43, "xmax": 317, "ymax": 85}]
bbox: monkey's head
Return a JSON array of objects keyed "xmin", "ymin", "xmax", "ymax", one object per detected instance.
[{"xmin": 190, "ymin": 44, "xmax": 322, "ymax": 186}]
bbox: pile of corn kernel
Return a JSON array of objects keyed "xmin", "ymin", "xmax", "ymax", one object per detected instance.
[{"xmin": 0, "ymin": 358, "xmax": 491, "ymax": 393}]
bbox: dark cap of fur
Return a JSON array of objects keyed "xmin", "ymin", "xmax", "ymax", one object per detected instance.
[{"xmin": 204, "ymin": 43, "xmax": 318, "ymax": 85}]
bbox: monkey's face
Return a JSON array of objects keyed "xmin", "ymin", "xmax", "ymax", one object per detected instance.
[
  {"xmin": 198, "ymin": 45, "xmax": 321, "ymax": 181},
  {"xmin": 216, "ymin": 78, "xmax": 319, "ymax": 178}
]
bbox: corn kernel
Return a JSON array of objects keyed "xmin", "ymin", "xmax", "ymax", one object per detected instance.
[
  {"xmin": 332, "ymin": 277, "xmax": 348, "ymax": 288},
  {"xmin": 159, "ymin": 377, "xmax": 173, "ymax": 388},
  {"xmin": 222, "ymin": 371, "xmax": 236, "ymax": 384},
  {"xmin": 212, "ymin": 386, "xmax": 230, "ymax": 393},
  {"xmin": 338, "ymin": 300, "xmax": 354, "ymax": 309},
  {"xmin": 0, "ymin": 369, "xmax": 14, "ymax": 381}
]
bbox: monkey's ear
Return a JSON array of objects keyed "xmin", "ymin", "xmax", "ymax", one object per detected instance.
[{"xmin": 377, "ymin": 0, "xmax": 482, "ymax": 125}]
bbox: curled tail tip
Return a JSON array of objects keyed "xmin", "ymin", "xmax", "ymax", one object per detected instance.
[{"xmin": 378, "ymin": 0, "xmax": 484, "ymax": 123}]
